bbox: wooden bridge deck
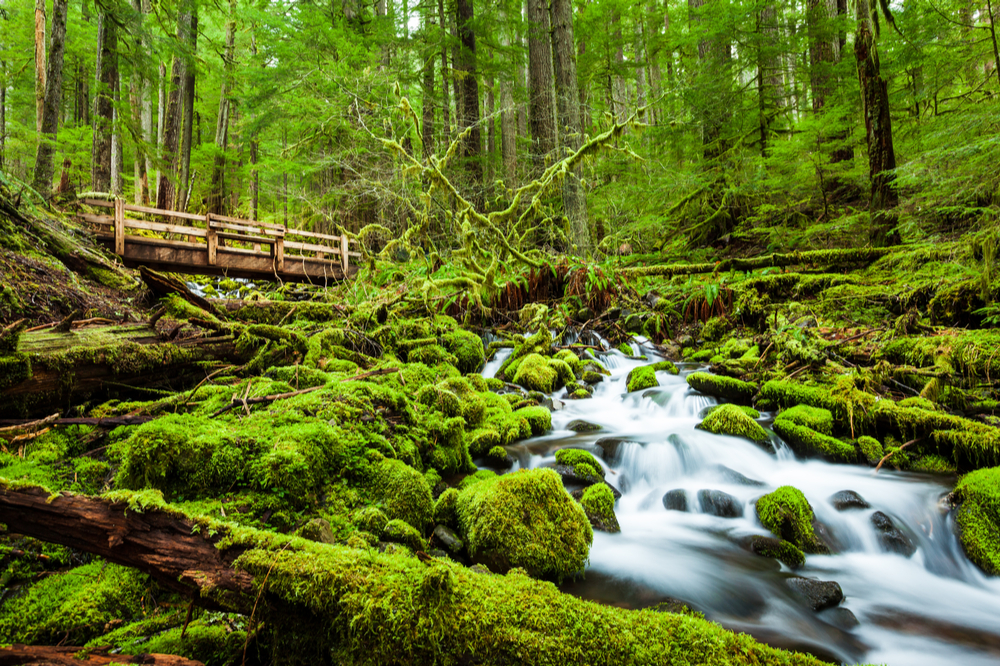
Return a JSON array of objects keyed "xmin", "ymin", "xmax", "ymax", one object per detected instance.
[{"xmin": 79, "ymin": 199, "xmax": 360, "ymax": 284}]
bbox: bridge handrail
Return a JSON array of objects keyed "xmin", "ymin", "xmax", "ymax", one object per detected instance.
[{"xmin": 80, "ymin": 198, "xmax": 359, "ymax": 274}]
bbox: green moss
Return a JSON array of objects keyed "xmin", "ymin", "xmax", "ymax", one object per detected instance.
[
  {"xmin": 434, "ymin": 487, "xmax": 460, "ymax": 528},
  {"xmin": 777, "ymin": 405, "xmax": 833, "ymax": 435},
  {"xmin": 953, "ymin": 467, "xmax": 1000, "ymax": 575},
  {"xmin": 618, "ymin": 341, "xmax": 634, "ymax": 355},
  {"xmin": 651, "ymin": 360, "xmax": 679, "ymax": 374},
  {"xmin": 856, "ymin": 435, "xmax": 884, "ymax": 465},
  {"xmin": 409, "ymin": 344, "xmax": 459, "ymax": 367},
  {"xmin": 514, "ymin": 405, "xmax": 552, "ymax": 435},
  {"xmin": 748, "ymin": 535, "xmax": 805, "ymax": 569},
  {"xmin": 384, "ymin": 518, "xmax": 428, "ymax": 551},
  {"xmin": 0, "ymin": 561, "xmax": 150, "ymax": 646},
  {"xmin": 513, "ymin": 353, "xmax": 559, "ymax": 393},
  {"xmin": 496, "ymin": 329, "xmax": 553, "ymax": 380},
  {"xmin": 755, "ymin": 486, "xmax": 828, "ymax": 554},
  {"xmin": 354, "ymin": 506, "xmax": 390, "ymax": 537},
  {"xmin": 553, "ymin": 349, "xmax": 584, "ymax": 374},
  {"xmin": 933, "ymin": 429, "xmax": 1000, "ymax": 470},
  {"xmin": 687, "ymin": 372, "xmax": 757, "ymax": 403},
  {"xmin": 911, "ymin": 454, "xmax": 958, "ymax": 474},
  {"xmin": 459, "ymin": 469, "xmax": 499, "ymax": 490},
  {"xmin": 555, "ymin": 448, "xmax": 604, "ymax": 480},
  {"xmin": 0, "ymin": 351, "xmax": 31, "ymax": 390},
  {"xmin": 441, "ymin": 329, "xmax": 485, "ymax": 374},
  {"xmin": 701, "ymin": 317, "xmax": 728, "ymax": 342},
  {"xmin": 697, "ymin": 404, "xmax": 769, "ymax": 444},
  {"xmin": 772, "ymin": 420, "xmax": 855, "ymax": 463},
  {"xmin": 456, "ymin": 468, "xmax": 592, "ymax": 581},
  {"xmin": 580, "ymin": 483, "xmax": 620, "ymax": 533},
  {"xmin": 703, "ymin": 404, "xmax": 760, "ymax": 419},
  {"xmin": 626, "ymin": 366, "xmax": 659, "ymax": 392},
  {"xmin": 368, "ymin": 458, "xmax": 433, "ymax": 532},
  {"xmin": 103, "ymin": 613, "xmax": 248, "ymax": 665}
]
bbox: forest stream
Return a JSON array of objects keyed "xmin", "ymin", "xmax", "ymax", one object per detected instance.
[{"xmin": 485, "ymin": 339, "xmax": 1000, "ymax": 666}]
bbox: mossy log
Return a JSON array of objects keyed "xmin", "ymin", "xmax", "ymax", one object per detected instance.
[
  {"xmin": 1, "ymin": 325, "xmax": 242, "ymax": 418},
  {"xmin": 622, "ymin": 246, "xmax": 904, "ymax": 278},
  {"xmin": 0, "ymin": 483, "xmax": 826, "ymax": 665},
  {"xmin": 0, "ymin": 643, "xmax": 204, "ymax": 665}
]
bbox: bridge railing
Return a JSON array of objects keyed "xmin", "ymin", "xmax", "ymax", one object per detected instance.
[{"xmin": 79, "ymin": 198, "xmax": 362, "ymax": 275}]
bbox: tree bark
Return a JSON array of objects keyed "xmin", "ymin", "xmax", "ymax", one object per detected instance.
[
  {"xmin": 209, "ymin": 3, "xmax": 236, "ymax": 215},
  {"xmin": 854, "ymin": 0, "xmax": 900, "ymax": 246},
  {"xmin": 757, "ymin": 2, "xmax": 784, "ymax": 157},
  {"xmin": 156, "ymin": 58, "xmax": 182, "ymax": 210},
  {"xmin": 421, "ymin": 5, "xmax": 436, "ymax": 160},
  {"xmin": 551, "ymin": 0, "xmax": 589, "ymax": 253},
  {"xmin": 130, "ymin": 0, "xmax": 153, "ymax": 205},
  {"xmin": 689, "ymin": 0, "xmax": 732, "ymax": 160},
  {"xmin": 177, "ymin": 0, "xmax": 198, "ymax": 212},
  {"xmin": 807, "ymin": 0, "xmax": 836, "ymax": 112},
  {"xmin": 456, "ymin": 0, "xmax": 482, "ymax": 188},
  {"xmin": 0, "ymin": 59, "xmax": 6, "ymax": 172},
  {"xmin": 438, "ymin": 0, "xmax": 451, "ymax": 139},
  {"xmin": 32, "ymin": 0, "xmax": 69, "ymax": 198},
  {"xmin": 527, "ymin": 0, "xmax": 555, "ymax": 170},
  {"xmin": 91, "ymin": 11, "xmax": 118, "ymax": 194},
  {"xmin": 34, "ymin": 0, "xmax": 46, "ymax": 133}
]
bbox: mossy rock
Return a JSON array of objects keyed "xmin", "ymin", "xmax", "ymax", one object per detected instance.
[
  {"xmin": 626, "ymin": 366, "xmax": 659, "ymax": 393},
  {"xmin": 433, "ymin": 487, "xmax": 459, "ymax": 529},
  {"xmin": 777, "ymin": 405, "xmax": 833, "ymax": 436},
  {"xmin": 651, "ymin": 360, "xmax": 679, "ymax": 374},
  {"xmin": 441, "ymin": 329, "xmax": 485, "ymax": 374},
  {"xmin": 703, "ymin": 404, "xmax": 760, "ymax": 420},
  {"xmin": 952, "ymin": 467, "xmax": 1000, "ymax": 575},
  {"xmin": 933, "ymin": 429, "xmax": 1000, "ymax": 471},
  {"xmin": 553, "ymin": 349, "xmax": 584, "ymax": 375},
  {"xmin": 354, "ymin": 506, "xmax": 390, "ymax": 538},
  {"xmin": 755, "ymin": 486, "xmax": 829, "ymax": 554},
  {"xmin": 456, "ymin": 468, "xmax": 592, "ymax": 581},
  {"xmin": 701, "ymin": 317, "xmax": 727, "ymax": 342},
  {"xmin": 687, "ymin": 372, "xmax": 756, "ymax": 403},
  {"xmin": 459, "ymin": 469, "xmax": 499, "ymax": 490},
  {"xmin": 383, "ymin": 518, "xmax": 428, "ymax": 551},
  {"xmin": 368, "ymin": 458, "xmax": 433, "ymax": 532},
  {"xmin": 746, "ymin": 535, "xmax": 805, "ymax": 569},
  {"xmin": 911, "ymin": 454, "xmax": 957, "ymax": 475},
  {"xmin": 555, "ymin": 448, "xmax": 604, "ymax": 480},
  {"xmin": 580, "ymin": 484, "xmax": 620, "ymax": 533},
  {"xmin": 697, "ymin": 404, "xmax": 769, "ymax": 444},
  {"xmin": 772, "ymin": 419, "xmax": 855, "ymax": 463},
  {"xmin": 581, "ymin": 370, "xmax": 604, "ymax": 384},
  {"xmin": 512, "ymin": 353, "xmax": 559, "ymax": 393},
  {"xmin": 855, "ymin": 435, "xmax": 884, "ymax": 465}
]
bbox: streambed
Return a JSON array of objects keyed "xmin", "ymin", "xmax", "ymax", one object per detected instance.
[{"xmin": 487, "ymin": 339, "xmax": 1000, "ymax": 665}]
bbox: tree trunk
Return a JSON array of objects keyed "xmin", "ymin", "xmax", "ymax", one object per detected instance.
[
  {"xmin": 456, "ymin": 0, "xmax": 482, "ymax": 188},
  {"xmin": 527, "ymin": 0, "xmax": 555, "ymax": 170},
  {"xmin": 177, "ymin": 1, "xmax": 198, "ymax": 212},
  {"xmin": 91, "ymin": 11, "xmax": 118, "ymax": 194},
  {"xmin": 156, "ymin": 58, "xmax": 182, "ymax": 210},
  {"xmin": 551, "ymin": 0, "xmax": 589, "ymax": 253},
  {"xmin": 209, "ymin": 4, "xmax": 236, "ymax": 215},
  {"xmin": 438, "ymin": 0, "xmax": 451, "ymax": 139},
  {"xmin": 421, "ymin": 5, "xmax": 436, "ymax": 160},
  {"xmin": 611, "ymin": 11, "xmax": 627, "ymax": 122},
  {"xmin": 34, "ymin": 0, "xmax": 46, "ymax": 133},
  {"xmin": 634, "ymin": 17, "xmax": 647, "ymax": 123},
  {"xmin": 0, "ymin": 60, "xmax": 6, "ymax": 172},
  {"xmin": 31, "ymin": 0, "xmax": 69, "ymax": 198},
  {"xmin": 129, "ymin": 0, "xmax": 152, "ymax": 205},
  {"xmin": 156, "ymin": 61, "xmax": 166, "ymax": 203},
  {"xmin": 757, "ymin": 2, "xmax": 784, "ymax": 157},
  {"xmin": 249, "ymin": 29, "xmax": 259, "ymax": 221},
  {"xmin": 485, "ymin": 50, "xmax": 496, "ymax": 186},
  {"xmin": 854, "ymin": 0, "xmax": 900, "ymax": 245},
  {"xmin": 807, "ymin": 0, "xmax": 836, "ymax": 112},
  {"xmin": 689, "ymin": 0, "xmax": 731, "ymax": 160},
  {"xmin": 111, "ymin": 82, "xmax": 123, "ymax": 196}
]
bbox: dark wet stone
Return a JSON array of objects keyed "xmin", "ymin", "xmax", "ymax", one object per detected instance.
[
  {"xmin": 787, "ymin": 577, "xmax": 844, "ymax": 611},
  {"xmin": 576, "ymin": 306, "xmax": 594, "ymax": 321},
  {"xmin": 606, "ymin": 306, "xmax": 623, "ymax": 320},
  {"xmin": 299, "ymin": 518, "xmax": 335, "ymax": 544},
  {"xmin": 428, "ymin": 548, "xmax": 450, "ymax": 559},
  {"xmin": 594, "ymin": 437, "xmax": 626, "ymax": 462},
  {"xmin": 485, "ymin": 448, "xmax": 514, "ymax": 470},
  {"xmin": 819, "ymin": 606, "xmax": 860, "ymax": 630},
  {"xmin": 662, "ymin": 489, "xmax": 688, "ymax": 512},
  {"xmin": 431, "ymin": 525, "xmax": 464, "ymax": 554},
  {"xmin": 566, "ymin": 419, "xmax": 602, "ymax": 433},
  {"xmin": 566, "ymin": 478, "xmax": 623, "ymax": 501},
  {"xmin": 432, "ymin": 481, "xmax": 449, "ymax": 500},
  {"xmin": 698, "ymin": 489, "xmax": 743, "ymax": 518},
  {"xmin": 677, "ymin": 334, "xmax": 695, "ymax": 348},
  {"xmin": 715, "ymin": 465, "xmax": 766, "ymax": 487},
  {"xmin": 553, "ymin": 464, "xmax": 603, "ymax": 487},
  {"xmin": 743, "ymin": 535, "xmax": 805, "ymax": 569},
  {"xmin": 469, "ymin": 563, "xmax": 493, "ymax": 575},
  {"xmin": 624, "ymin": 313, "xmax": 643, "ymax": 333},
  {"xmin": 871, "ymin": 511, "xmax": 917, "ymax": 557},
  {"xmin": 830, "ymin": 490, "xmax": 871, "ymax": 511}
]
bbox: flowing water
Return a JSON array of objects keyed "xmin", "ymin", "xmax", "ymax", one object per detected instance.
[{"xmin": 485, "ymin": 337, "xmax": 1000, "ymax": 665}]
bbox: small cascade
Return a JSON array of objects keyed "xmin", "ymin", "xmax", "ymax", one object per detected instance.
[{"xmin": 487, "ymin": 341, "xmax": 1000, "ymax": 665}]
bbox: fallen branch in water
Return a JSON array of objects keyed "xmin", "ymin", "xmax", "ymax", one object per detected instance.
[{"xmin": 874, "ymin": 438, "xmax": 921, "ymax": 473}]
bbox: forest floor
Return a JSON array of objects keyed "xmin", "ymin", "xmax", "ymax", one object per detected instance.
[{"xmin": 2, "ymin": 194, "xmax": 999, "ymax": 665}]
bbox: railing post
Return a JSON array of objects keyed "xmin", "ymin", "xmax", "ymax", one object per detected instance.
[
  {"xmin": 113, "ymin": 197, "xmax": 125, "ymax": 256},
  {"xmin": 275, "ymin": 236, "xmax": 284, "ymax": 273},
  {"xmin": 341, "ymin": 234, "xmax": 350, "ymax": 275},
  {"xmin": 206, "ymin": 215, "xmax": 218, "ymax": 265}
]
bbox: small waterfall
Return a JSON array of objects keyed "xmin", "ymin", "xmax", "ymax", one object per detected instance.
[{"xmin": 499, "ymin": 343, "xmax": 1000, "ymax": 665}]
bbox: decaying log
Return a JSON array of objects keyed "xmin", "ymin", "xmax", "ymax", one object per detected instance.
[
  {"xmin": 621, "ymin": 246, "xmax": 906, "ymax": 278},
  {"xmin": 0, "ymin": 484, "xmax": 256, "ymax": 613},
  {"xmin": 0, "ymin": 644, "xmax": 204, "ymax": 666},
  {"xmin": 0, "ymin": 415, "xmax": 156, "ymax": 428},
  {"xmin": 138, "ymin": 266, "xmax": 221, "ymax": 319}
]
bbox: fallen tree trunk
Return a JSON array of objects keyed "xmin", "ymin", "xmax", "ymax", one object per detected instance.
[
  {"xmin": 0, "ymin": 644, "xmax": 204, "ymax": 666},
  {"xmin": 0, "ymin": 482, "xmax": 825, "ymax": 666},
  {"xmin": 621, "ymin": 246, "xmax": 906, "ymax": 278}
]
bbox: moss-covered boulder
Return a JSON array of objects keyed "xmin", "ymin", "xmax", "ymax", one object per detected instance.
[
  {"xmin": 368, "ymin": 457, "xmax": 434, "ymax": 532},
  {"xmin": 755, "ymin": 486, "xmax": 829, "ymax": 554},
  {"xmin": 855, "ymin": 435, "xmax": 884, "ymax": 465},
  {"xmin": 697, "ymin": 404, "xmax": 769, "ymax": 444},
  {"xmin": 651, "ymin": 360, "xmax": 679, "ymax": 374},
  {"xmin": 777, "ymin": 405, "xmax": 833, "ymax": 435},
  {"xmin": 554, "ymin": 448, "xmax": 605, "ymax": 484},
  {"xmin": 626, "ymin": 366, "xmax": 659, "ymax": 393},
  {"xmin": 687, "ymin": 372, "xmax": 757, "ymax": 403},
  {"xmin": 383, "ymin": 518, "xmax": 427, "ymax": 551},
  {"xmin": 456, "ymin": 468, "xmax": 592, "ymax": 580},
  {"xmin": 441, "ymin": 329, "xmax": 485, "ymax": 374},
  {"xmin": 772, "ymin": 419, "xmax": 855, "ymax": 463},
  {"xmin": 952, "ymin": 467, "xmax": 1000, "ymax": 575},
  {"xmin": 512, "ymin": 353, "xmax": 559, "ymax": 393},
  {"xmin": 745, "ymin": 535, "xmax": 805, "ymax": 569},
  {"xmin": 703, "ymin": 404, "xmax": 760, "ymax": 420},
  {"xmin": 580, "ymin": 483, "xmax": 620, "ymax": 533}
]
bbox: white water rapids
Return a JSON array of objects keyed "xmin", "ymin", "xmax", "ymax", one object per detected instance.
[{"xmin": 484, "ymin": 338, "xmax": 1000, "ymax": 665}]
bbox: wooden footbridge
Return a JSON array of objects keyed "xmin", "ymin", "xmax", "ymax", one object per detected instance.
[{"xmin": 79, "ymin": 199, "xmax": 360, "ymax": 283}]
